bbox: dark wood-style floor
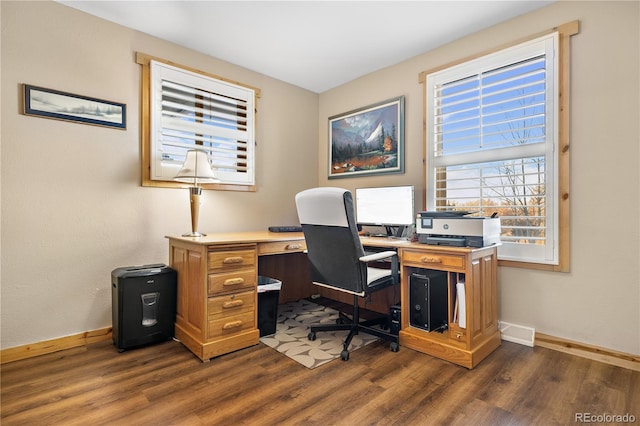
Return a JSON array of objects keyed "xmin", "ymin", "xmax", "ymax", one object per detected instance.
[{"xmin": 2, "ymin": 329, "xmax": 638, "ymax": 426}]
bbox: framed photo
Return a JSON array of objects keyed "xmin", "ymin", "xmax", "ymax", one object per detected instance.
[
  {"xmin": 23, "ymin": 84, "xmax": 126, "ymax": 129},
  {"xmin": 328, "ymin": 96, "xmax": 404, "ymax": 179}
]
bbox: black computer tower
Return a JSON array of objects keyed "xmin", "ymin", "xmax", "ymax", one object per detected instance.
[
  {"xmin": 409, "ymin": 270, "xmax": 448, "ymax": 332},
  {"xmin": 389, "ymin": 304, "xmax": 401, "ymax": 335},
  {"xmin": 111, "ymin": 264, "xmax": 177, "ymax": 352}
]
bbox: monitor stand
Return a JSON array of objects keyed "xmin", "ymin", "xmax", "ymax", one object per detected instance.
[{"xmin": 385, "ymin": 225, "xmax": 408, "ymax": 239}]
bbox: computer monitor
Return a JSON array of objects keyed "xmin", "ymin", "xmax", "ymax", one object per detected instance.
[{"xmin": 355, "ymin": 185, "xmax": 415, "ymax": 238}]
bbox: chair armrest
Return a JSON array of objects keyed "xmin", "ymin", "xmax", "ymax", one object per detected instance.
[
  {"xmin": 360, "ymin": 250, "xmax": 399, "ymax": 286},
  {"xmin": 359, "ymin": 250, "xmax": 397, "ymax": 263}
]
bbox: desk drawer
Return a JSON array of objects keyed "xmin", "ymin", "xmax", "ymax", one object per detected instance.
[
  {"xmin": 258, "ymin": 240, "xmax": 306, "ymax": 256},
  {"xmin": 208, "ymin": 311, "xmax": 255, "ymax": 339},
  {"xmin": 208, "ymin": 269, "xmax": 256, "ymax": 295},
  {"xmin": 449, "ymin": 323, "xmax": 467, "ymax": 344},
  {"xmin": 208, "ymin": 249, "xmax": 256, "ymax": 271},
  {"xmin": 402, "ymin": 250, "xmax": 465, "ymax": 271},
  {"xmin": 208, "ymin": 290, "xmax": 255, "ymax": 318}
]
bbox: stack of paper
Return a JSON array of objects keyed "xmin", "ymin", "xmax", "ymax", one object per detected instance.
[{"xmin": 456, "ymin": 281, "xmax": 466, "ymax": 329}]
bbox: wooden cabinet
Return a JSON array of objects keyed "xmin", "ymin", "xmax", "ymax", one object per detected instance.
[
  {"xmin": 169, "ymin": 239, "xmax": 260, "ymax": 361},
  {"xmin": 399, "ymin": 245, "xmax": 500, "ymax": 369},
  {"xmin": 167, "ymin": 231, "xmax": 309, "ymax": 361}
]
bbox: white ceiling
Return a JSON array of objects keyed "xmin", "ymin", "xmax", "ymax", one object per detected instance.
[{"xmin": 58, "ymin": 0, "xmax": 554, "ymax": 93}]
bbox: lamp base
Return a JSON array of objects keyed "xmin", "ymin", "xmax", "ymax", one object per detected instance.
[
  {"xmin": 182, "ymin": 231, "xmax": 207, "ymax": 238},
  {"xmin": 183, "ymin": 186, "xmax": 205, "ymax": 237}
]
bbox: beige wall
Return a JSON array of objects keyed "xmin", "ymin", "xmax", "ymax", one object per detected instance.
[
  {"xmin": 0, "ymin": 1, "xmax": 318, "ymax": 349},
  {"xmin": 2, "ymin": 1, "xmax": 638, "ymax": 357},
  {"xmin": 319, "ymin": 1, "xmax": 639, "ymax": 355}
]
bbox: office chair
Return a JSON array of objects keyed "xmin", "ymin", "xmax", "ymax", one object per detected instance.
[{"xmin": 295, "ymin": 187, "xmax": 400, "ymax": 361}]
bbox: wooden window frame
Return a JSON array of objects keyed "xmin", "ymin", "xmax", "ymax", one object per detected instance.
[
  {"xmin": 136, "ymin": 52, "xmax": 260, "ymax": 192},
  {"xmin": 420, "ymin": 21, "xmax": 579, "ymax": 272}
]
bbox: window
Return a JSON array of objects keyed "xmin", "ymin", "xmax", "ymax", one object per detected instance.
[
  {"xmin": 137, "ymin": 53, "xmax": 259, "ymax": 191},
  {"xmin": 421, "ymin": 22, "xmax": 578, "ymax": 270}
]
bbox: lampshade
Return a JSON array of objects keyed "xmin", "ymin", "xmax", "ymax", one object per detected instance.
[{"xmin": 174, "ymin": 150, "xmax": 219, "ymax": 184}]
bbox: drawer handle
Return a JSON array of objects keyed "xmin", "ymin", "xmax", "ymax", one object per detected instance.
[
  {"xmin": 421, "ymin": 256, "xmax": 442, "ymax": 264},
  {"xmin": 285, "ymin": 244, "xmax": 302, "ymax": 250},
  {"xmin": 223, "ymin": 256, "xmax": 244, "ymax": 264},
  {"xmin": 222, "ymin": 300, "xmax": 244, "ymax": 309},
  {"xmin": 223, "ymin": 277, "xmax": 245, "ymax": 286},
  {"xmin": 223, "ymin": 320, "xmax": 243, "ymax": 330}
]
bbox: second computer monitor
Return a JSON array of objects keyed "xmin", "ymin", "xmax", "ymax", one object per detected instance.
[{"xmin": 355, "ymin": 185, "xmax": 415, "ymax": 237}]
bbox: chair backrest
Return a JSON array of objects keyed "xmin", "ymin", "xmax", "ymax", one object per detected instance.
[{"xmin": 295, "ymin": 187, "xmax": 366, "ymax": 294}]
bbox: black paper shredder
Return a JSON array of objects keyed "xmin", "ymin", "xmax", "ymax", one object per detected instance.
[{"xmin": 111, "ymin": 264, "xmax": 177, "ymax": 352}]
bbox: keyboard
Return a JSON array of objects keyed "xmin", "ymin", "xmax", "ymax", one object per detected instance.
[{"xmin": 268, "ymin": 226, "xmax": 303, "ymax": 233}]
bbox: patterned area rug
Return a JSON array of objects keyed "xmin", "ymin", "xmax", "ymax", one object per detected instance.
[{"xmin": 260, "ymin": 299, "xmax": 379, "ymax": 369}]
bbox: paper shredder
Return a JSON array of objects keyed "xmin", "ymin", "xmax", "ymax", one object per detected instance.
[{"xmin": 111, "ymin": 264, "xmax": 177, "ymax": 351}]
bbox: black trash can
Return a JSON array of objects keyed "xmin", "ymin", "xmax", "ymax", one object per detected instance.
[
  {"xmin": 111, "ymin": 264, "xmax": 177, "ymax": 351},
  {"xmin": 257, "ymin": 276, "xmax": 282, "ymax": 337}
]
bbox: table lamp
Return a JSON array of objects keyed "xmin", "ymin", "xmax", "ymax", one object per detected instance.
[{"xmin": 174, "ymin": 149, "xmax": 219, "ymax": 237}]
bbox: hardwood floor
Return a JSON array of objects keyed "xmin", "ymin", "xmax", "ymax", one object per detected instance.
[{"xmin": 1, "ymin": 336, "xmax": 638, "ymax": 425}]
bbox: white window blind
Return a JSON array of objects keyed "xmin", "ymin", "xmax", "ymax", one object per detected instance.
[
  {"xmin": 426, "ymin": 34, "xmax": 559, "ymax": 264},
  {"xmin": 150, "ymin": 60, "xmax": 255, "ymax": 186}
]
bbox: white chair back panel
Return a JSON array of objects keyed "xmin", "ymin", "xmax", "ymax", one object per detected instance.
[{"xmin": 295, "ymin": 187, "xmax": 350, "ymax": 227}]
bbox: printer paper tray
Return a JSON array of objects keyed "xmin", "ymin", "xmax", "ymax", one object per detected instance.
[{"xmin": 419, "ymin": 235, "xmax": 467, "ymax": 247}]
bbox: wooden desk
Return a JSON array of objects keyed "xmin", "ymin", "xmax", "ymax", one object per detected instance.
[
  {"xmin": 353, "ymin": 237, "xmax": 500, "ymax": 368},
  {"xmin": 167, "ymin": 232, "xmax": 500, "ymax": 368},
  {"xmin": 167, "ymin": 231, "xmax": 307, "ymax": 361}
]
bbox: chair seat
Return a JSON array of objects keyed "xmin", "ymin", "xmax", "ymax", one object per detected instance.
[{"xmin": 367, "ymin": 267, "xmax": 392, "ymax": 285}]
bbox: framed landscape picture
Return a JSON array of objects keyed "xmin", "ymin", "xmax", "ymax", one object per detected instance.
[
  {"xmin": 23, "ymin": 84, "xmax": 126, "ymax": 129},
  {"xmin": 328, "ymin": 96, "xmax": 404, "ymax": 179}
]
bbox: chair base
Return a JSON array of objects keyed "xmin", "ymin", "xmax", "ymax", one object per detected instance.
[{"xmin": 307, "ymin": 295, "xmax": 399, "ymax": 361}]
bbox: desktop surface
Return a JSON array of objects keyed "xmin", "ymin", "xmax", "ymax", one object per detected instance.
[
  {"xmin": 167, "ymin": 231, "xmax": 487, "ymax": 254},
  {"xmin": 360, "ymin": 234, "xmax": 412, "ymax": 243},
  {"xmin": 166, "ymin": 230, "xmax": 305, "ymax": 245}
]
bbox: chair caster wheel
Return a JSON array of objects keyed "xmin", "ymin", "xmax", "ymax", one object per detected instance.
[
  {"xmin": 341, "ymin": 350, "xmax": 350, "ymax": 361},
  {"xmin": 390, "ymin": 342, "xmax": 399, "ymax": 352},
  {"xmin": 308, "ymin": 332, "xmax": 316, "ymax": 341}
]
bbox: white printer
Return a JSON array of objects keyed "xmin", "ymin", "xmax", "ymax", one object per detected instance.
[{"xmin": 416, "ymin": 211, "xmax": 501, "ymax": 248}]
